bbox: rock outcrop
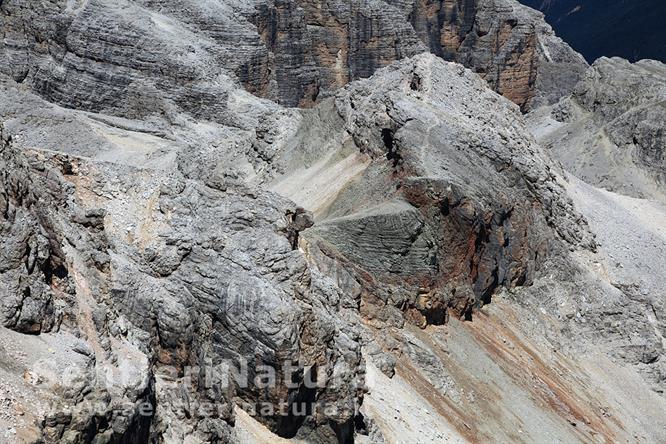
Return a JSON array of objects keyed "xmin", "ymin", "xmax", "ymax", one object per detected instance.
[
  {"xmin": 0, "ymin": 48, "xmax": 604, "ymax": 441},
  {"xmin": 0, "ymin": 127, "xmax": 154, "ymax": 443},
  {"xmin": 0, "ymin": 119, "xmax": 369, "ymax": 442},
  {"xmin": 0, "ymin": 128, "xmax": 68, "ymax": 335},
  {"xmin": 271, "ymin": 55, "xmax": 593, "ymax": 329},
  {"xmin": 403, "ymin": 0, "xmax": 588, "ymax": 109}
]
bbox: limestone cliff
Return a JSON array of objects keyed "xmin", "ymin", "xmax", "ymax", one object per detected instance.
[
  {"xmin": 0, "ymin": 0, "xmax": 586, "ymax": 112},
  {"xmin": 0, "ymin": 1, "xmax": 665, "ymax": 443}
]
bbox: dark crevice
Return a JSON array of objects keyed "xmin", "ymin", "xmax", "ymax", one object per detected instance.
[
  {"xmin": 311, "ymin": 82, "xmax": 321, "ymax": 103},
  {"xmin": 440, "ymin": 197, "xmax": 450, "ymax": 216},
  {"xmin": 275, "ymin": 366, "xmax": 318, "ymax": 438},
  {"xmin": 24, "ymin": 243, "xmax": 34, "ymax": 274},
  {"xmin": 60, "ymin": 159, "xmax": 75, "ymax": 175},
  {"xmin": 331, "ymin": 415, "xmax": 355, "ymax": 444},
  {"xmin": 116, "ymin": 378, "xmax": 155, "ymax": 444},
  {"xmin": 381, "ymin": 128, "xmax": 402, "ymax": 167},
  {"xmin": 410, "ymin": 73, "xmax": 422, "ymax": 91},
  {"xmin": 480, "ymin": 267, "xmax": 499, "ymax": 305},
  {"xmin": 425, "ymin": 303, "xmax": 447, "ymax": 325},
  {"xmin": 15, "ymin": 68, "xmax": 29, "ymax": 85},
  {"xmin": 22, "ymin": 285, "xmax": 30, "ymax": 303},
  {"xmin": 354, "ymin": 410, "xmax": 367, "ymax": 435},
  {"xmin": 644, "ymin": 355, "xmax": 659, "ymax": 365},
  {"xmin": 290, "ymin": 231, "xmax": 300, "ymax": 250},
  {"xmin": 40, "ymin": 255, "xmax": 68, "ymax": 284},
  {"xmin": 285, "ymin": 208, "xmax": 314, "ymax": 250},
  {"xmin": 514, "ymin": 271, "xmax": 527, "ymax": 287}
]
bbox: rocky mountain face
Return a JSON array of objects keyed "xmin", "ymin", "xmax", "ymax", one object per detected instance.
[
  {"xmin": 0, "ymin": 0, "xmax": 586, "ymax": 113},
  {"xmin": 278, "ymin": 57, "xmax": 594, "ymax": 328},
  {"xmin": 1, "ymin": 1, "xmax": 665, "ymax": 444},
  {"xmin": 528, "ymin": 57, "xmax": 666, "ymax": 200}
]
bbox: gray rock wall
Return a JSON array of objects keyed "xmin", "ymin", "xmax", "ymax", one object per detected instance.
[
  {"xmin": 293, "ymin": 55, "xmax": 594, "ymax": 328},
  {"xmin": 1, "ymin": 0, "xmax": 586, "ymax": 113},
  {"xmin": 0, "ymin": 0, "xmax": 663, "ymax": 442},
  {"xmin": 528, "ymin": 57, "xmax": 666, "ymax": 200}
]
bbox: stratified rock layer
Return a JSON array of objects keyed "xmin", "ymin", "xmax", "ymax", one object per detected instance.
[
  {"xmin": 402, "ymin": 0, "xmax": 588, "ymax": 109},
  {"xmin": 0, "ymin": 0, "xmax": 586, "ymax": 112},
  {"xmin": 271, "ymin": 54, "xmax": 593, "ymax": 329}
]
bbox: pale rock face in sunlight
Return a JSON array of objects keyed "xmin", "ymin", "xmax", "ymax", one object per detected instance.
[{"xmin": 0, "ymin": 0, "xmax": 664, "ymax": 443}]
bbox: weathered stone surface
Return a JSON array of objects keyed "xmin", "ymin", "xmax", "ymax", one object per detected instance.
[
  {"xmin": 0, "ymin": 1, "xmax": 664, "ymax": 442},
  {"xmin": 248, "ymin": 0, "xmax": 426, "ymax": 107},
  {"xmin": 0, "ymin": 127, "xmax": 73, "ymax": 335},
  {"xmin": 0, "ymin": 127, "xmax": 154, "ymax": 443},
  {"xmin": 400, "ymin": 0, "xmax": 588, "ymax": 110},
  {"xmin": 248, "ymin": 0, "xmax": 588, "ymax": 110},
  {"xmin": 0, "ymin": 0, "xmax": 585, "ymax": 114},
  {"xmin": 0, "ymin": 0, "xmax": 260, "ymax": 121},
  {"xmin": 0, "ymin": 118, "xmax": 369, "ymax": 441},
  {"xmin": 528, "ymin": 57, "xmax": 666, "ymax": 200},
  {"xmin": 271, "ymin": 54, "xmax": 594, "ymax": 329},
  {"xmin": 0, "ymin": 50, "xmax": 597, "ymax": 440},
  {"xmin": 522, "ymin": 56, "xmax": 666, "ymax": 393},
  {"xmin": 116, "ymin": 178, "xmax": 365, "ymax": 439}
]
